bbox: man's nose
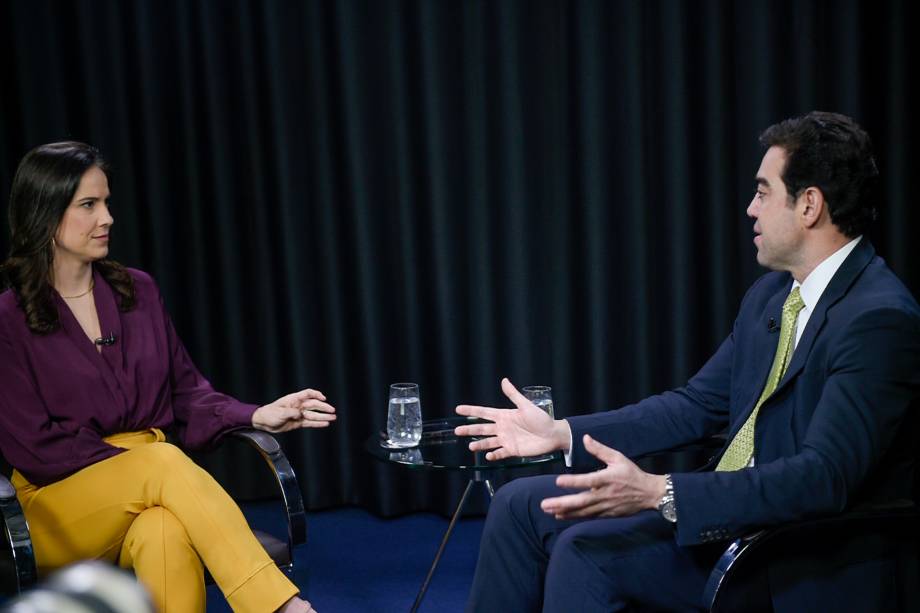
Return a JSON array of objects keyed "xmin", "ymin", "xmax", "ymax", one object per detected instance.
[{"xmin": 746, "ymin": 197, "xmax": 759, "ymax": 219}]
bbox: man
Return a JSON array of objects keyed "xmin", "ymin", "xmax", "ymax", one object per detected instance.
[{"xmin": 455, "ymin": 112, "xmax": 920, "ymax": 611}]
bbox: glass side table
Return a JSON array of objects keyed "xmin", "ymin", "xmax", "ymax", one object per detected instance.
[{"xmin": 366, "ymin": 416, "xmax": 562, "ymax": 612}]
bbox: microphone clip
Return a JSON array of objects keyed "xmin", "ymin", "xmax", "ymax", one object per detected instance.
[
  {"xmin": 767, "ymin": 318, "xmax": 779, "ymax": 333},
  {"xmin": 94, "ymin": 332, "xmax": 117, "ymax": 346}
]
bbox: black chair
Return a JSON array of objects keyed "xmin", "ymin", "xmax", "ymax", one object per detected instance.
[
  {"xmin": 0, "ymin": 473, "xmax": 33, "ymax": 597},
  {"xmin": 703, "ymin": 501, "xmax": 920, "ymax": 612},
  {"xmin": 0, "ymin": 429, "xmax": 306, "ymax": 597},
  {"xmin": 635, "ymin": 436, "xmax": 920, "ymax": 612}
]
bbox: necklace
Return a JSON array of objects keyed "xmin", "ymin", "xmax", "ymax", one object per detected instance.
[{"xmin": 60, "ymin": 279, "xmax": 95, "ymax": 300}]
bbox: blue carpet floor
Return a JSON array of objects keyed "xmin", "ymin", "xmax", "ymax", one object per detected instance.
[{"xmin": 206, "ymin": 507, "xmax": 484, "ymax": 613}]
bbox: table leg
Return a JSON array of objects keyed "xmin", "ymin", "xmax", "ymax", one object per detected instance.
[{"xmin": 410, "ymin": 479, "xmax": 475, "ymax": 613}]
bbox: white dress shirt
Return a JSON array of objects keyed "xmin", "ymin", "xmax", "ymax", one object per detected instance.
[{"xmin": 790, "ymin": 236, "xmax": 862, "ymax": 349}]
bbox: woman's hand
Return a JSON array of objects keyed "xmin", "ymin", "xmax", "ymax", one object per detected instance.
[{"xmin": 252, "ymin": 388, "xmax": 336, "ymax": 433}]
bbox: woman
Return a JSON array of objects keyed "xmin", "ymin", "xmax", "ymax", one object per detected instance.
[{"xmin": 0, "ymin": 142, "xmax": 335, "ymax": 613}]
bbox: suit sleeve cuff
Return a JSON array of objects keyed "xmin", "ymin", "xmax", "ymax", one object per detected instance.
[{"xmin": 563, "ymin": 420, "xmax": 574, "ymax": 467}]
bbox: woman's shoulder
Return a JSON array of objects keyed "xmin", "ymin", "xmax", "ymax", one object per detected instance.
[
  {"xmin": 106, "ymin": 267, "xmax": 161, "ymax": 313},
  {"xmin": 0, "ymin": 288, "xmax": 25, "ymax": 340},
  {"xmin": 125, "ymin": 267, "xmax": 154, "ymax": 284},
  {"xmin": 0, "ymin": 287, "xmax": 16, "ymax": 309},
  {"xmin": 0, "ymin": 287, "xmax": 21, "ymax": 319},
  {"xmin": 123, "ymin": 267, "xmax": 161, "ymax": 295}
]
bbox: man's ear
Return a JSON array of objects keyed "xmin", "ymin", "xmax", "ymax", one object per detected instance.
[{"xmin": 798, "ymin": 187, "xmax": 826, "ymax": 228}]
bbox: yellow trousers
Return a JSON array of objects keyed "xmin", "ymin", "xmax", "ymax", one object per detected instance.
[{"xmin": 12, "ymin": 429, "xmax": 298, "ymax": 613}]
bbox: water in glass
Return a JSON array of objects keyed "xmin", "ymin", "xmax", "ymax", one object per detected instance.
[
  {"xmin": 523, "ymin": 386, "xmax": 554, "ymax": 418},
  {"xmin": 533, "ymin": 398, "xmax": 554, "ymax": 418},
  {"xmin": 387, "ymin": 395, "xmax": 422, "ymax": 447}
]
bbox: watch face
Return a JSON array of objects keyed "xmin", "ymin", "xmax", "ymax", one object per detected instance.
[{"xmin": 661, "ymin": 500, "xmax": 677, "ymax": 523}]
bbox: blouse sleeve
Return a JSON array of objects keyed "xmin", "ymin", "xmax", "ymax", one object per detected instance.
[
  {"xmin": 0, "ymin": 331, "xmax": 123, "ymax": 486},
  {"xmin": 156, "ymin": 288, "xmax": 258, "ymax": 450}
]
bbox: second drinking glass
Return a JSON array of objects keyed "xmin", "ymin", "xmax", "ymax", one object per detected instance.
[
  {"xmin": 522, "ymin": 385, "xmax": 554, "ymax": 418},
  {"xmin": 387, "ymin": 382, "xmax": 423, "ymax": 447}
]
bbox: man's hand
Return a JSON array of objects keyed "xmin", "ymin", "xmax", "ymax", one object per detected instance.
[
  {"xmin": 454, "ymin": 378, "xmax": 572, "ymax": 461},
  {"xmin": 252, "ymin": 388, "xmax": 336, "ymax": 433},
  {"xmin": 540, "ymin": 434, "xmax": 667, "ymax": 519}
]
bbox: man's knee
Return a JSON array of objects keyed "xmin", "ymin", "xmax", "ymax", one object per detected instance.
[
  {"xmin": 543, "ymin": 526, "xmax": 625, "ymax": 612},
  {"xmin": 484, "ymin": 475, "xmax": 563, "ymax": 544},
  {"xmin": 490, "ymin": 476, "xmax": 548, "ymax": 523},
  {"xmin": 550, "ymin": 525, "xmax": 595, "ymax": 564}
]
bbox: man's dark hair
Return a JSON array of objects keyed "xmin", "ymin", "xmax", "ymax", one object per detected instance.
[{"xmin": 759, "ymin": 111, "xmax": 879, "ymax": 237}]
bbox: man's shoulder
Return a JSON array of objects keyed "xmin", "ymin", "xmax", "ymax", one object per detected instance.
[{"xmin": 840, "ymin": 255, "xmax": 920, "ymax": 319}]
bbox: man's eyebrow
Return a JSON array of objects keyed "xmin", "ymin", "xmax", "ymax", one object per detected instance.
[{"xmin": 755, "ymin": 177, "xmax": 770, "ymax": 189}]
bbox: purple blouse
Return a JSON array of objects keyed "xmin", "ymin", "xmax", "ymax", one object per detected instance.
[{"xmin": 0, "ymin": 267, "xmax": 257, "ymax": 486}]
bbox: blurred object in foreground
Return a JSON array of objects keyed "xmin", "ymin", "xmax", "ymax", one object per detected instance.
[{"xmin": 1, "ymin": 561, "xmax": 154, "ymax": 613}]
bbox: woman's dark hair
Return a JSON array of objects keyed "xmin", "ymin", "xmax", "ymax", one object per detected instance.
[
  {"xmin": 1, "ymin": 141, "xmax": 135, "ymax": 334},
  {"xmin": 759, "ymin": 111, "xmax": 879, "ymax": 238}
]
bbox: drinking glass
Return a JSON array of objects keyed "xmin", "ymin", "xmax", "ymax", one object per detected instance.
[
  {"xmin": 389, "ymin": 448, "xmax": 424, "ymax": 464},
  {"xmin": 387, "ymin": 383, "xmax": 423, "ymax": 447},
  {"xmin": 522, "ymin": 385, "xmax": 554, "ymax": 418}
]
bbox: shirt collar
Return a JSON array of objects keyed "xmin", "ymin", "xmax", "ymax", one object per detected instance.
[{"xmin": 791, "ymin": 236, "xmax": 862, "ymax": 311}]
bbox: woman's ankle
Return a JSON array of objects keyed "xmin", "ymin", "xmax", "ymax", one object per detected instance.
[{"xmin": 276, "ymin": 596, "xmax": 313, "ymax": 613}]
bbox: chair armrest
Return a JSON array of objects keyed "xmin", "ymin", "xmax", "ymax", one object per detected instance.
[
  {"xmin": 225, "ymin": 429, "xmax": 307, "ymax": 548},
  {"xmin": 0, "ymin": 474, "xmax": 16, "ymax": 502},
  {"xmin": 0, "ymin": 473, "xmax": 38, "ymax": 595},
  {"xmin": 705, "ymin": 501, "xmax": 920, "ymax": 612}
]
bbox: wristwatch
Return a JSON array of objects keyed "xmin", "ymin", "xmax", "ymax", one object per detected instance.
[{"xmin": 657, "ymin": 474, "xmax": 677, "ymax": 523}]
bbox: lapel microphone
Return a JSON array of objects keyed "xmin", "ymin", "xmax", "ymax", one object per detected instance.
[
  {"xmin": 767, "ymin": 318, "xmax": 779, "ymax": 333},
  {"xmin": 94, "ymin": 332, "xmax": 117, "ymax": 346}
]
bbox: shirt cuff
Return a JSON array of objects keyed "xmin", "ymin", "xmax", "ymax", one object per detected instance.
[
  {"xmin": 224, "ymin": 401, "xmax": 260, "ymax": 430},
  {"xmin": 563, "ymin": 419, "xmax": 574, "ymax": 467}
]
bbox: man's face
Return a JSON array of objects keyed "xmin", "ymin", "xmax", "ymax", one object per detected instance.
[{"xmin": 747, "ymin": 146, "xmax": 802, "ymax": 271}]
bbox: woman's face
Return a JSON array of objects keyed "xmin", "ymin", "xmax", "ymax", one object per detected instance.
[{"xmin": 54, "ymin": 165, "xmax": 114, "ymax": 266}]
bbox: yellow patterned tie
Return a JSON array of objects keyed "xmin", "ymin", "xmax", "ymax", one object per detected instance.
[{"xmin": 716, "ymin": 287, "xmax": 806, "ymax": 471}]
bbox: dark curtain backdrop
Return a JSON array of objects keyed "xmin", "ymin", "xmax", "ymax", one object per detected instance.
[{"xmin": 0, "ymin": 0, "xmax": 916, "ymax": 516}]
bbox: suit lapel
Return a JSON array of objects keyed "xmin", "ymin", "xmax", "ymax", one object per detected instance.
[
  {"xmin": 753, "ymin": 286, "xmax": 789, "ymax": 393},
  {"xmin": 772, "ymin": 239, "xmax": 876, "ymax": 395},
  {"xmin": 725, "ymin": 282, "xmax": 791, "ymax": 440}
]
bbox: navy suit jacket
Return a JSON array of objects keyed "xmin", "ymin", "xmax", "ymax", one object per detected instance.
[{"xmin": 567, "ymin": 239, "xmax": 920, "ymax": 548}]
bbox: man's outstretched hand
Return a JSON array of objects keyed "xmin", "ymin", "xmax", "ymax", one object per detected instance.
[{"xmin": 454, "ymin": 378, "xmax": 571, "ymax": 461}]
